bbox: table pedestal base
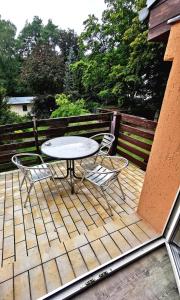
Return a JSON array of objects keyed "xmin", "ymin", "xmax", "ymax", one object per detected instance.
[{"xmin": 55, "ymin": 160, "xmax": 81, "ymax": 194}]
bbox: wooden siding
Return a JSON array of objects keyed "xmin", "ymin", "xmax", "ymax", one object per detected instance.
[{"xmin": 148, "ymin": 0, "xmax": 180, "ymax": 41}]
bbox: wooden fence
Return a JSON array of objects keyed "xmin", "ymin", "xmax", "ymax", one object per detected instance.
[
  {"xmin": 115, "ymin": 113, "xmax": 157, "ymax": 170},
  {"xmin": 0, "ymin": 111, "xmax": 157, "ymax": 172},
  {"xmin": 0, "ymin": 112, "xmax": 113, "ymax": 171}
]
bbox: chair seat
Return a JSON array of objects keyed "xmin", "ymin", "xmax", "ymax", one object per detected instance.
[
  {"xmin": 85, "ymin": 165, "xmax": 116, "ymax": 186},
  {"xmin": 29, "ymin": 164, "xmax": 51, "ymax": 181}
]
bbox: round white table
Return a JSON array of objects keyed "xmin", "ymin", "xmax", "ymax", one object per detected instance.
[{"xmin": 41, "ymin": 136, "xmax": 99, "ymax": 193}]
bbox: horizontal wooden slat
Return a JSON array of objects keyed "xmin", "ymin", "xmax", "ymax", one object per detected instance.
[
  {"xmin": 121, "ymin": 124, "xmax": 155, "ymax": 140},
  {"xmin": 153, "ymin": 0, "xmax": 167, "ymax": 6},
  {"xmin": 37, "ymin": 119, "xmax": 68, "ymax": 127},
  {"xmin": 119, "ymin": 133, "xmax": 152, "ymax": 151},
  {"xmin": 0, "ymin": 121, "xmax": 33, "ymax": 133},
  {"xmin": 118, "ymin": 140, "xmax": 149, "ymax": 161},
  {"xmin": 0, "ymin": 131, "xmax": 35, "ymax": 141},
  {"xmin": 37, "ymin": 122, "xmax": 110, "ymax": 138},
  {"xmin": 78, "ymin": 130, "xmax": 109, "ymax": 138},
  {"xmin": 148, "ymin": 22, "xmax": 170, "ymax": 41},
  {"xmin": 117, "ymin": 148, "xmax": 147, "ymax": 170},
  {"xmin": 121, "ymin": 113, "xmax": 157, "ymax": 130},
  {"xmin": 0, "ymin": 141, "xmax": 36, "ymax": 151},
  {"xmin": 37, "ymin": 127, "xmax": 66, "ymax": 137},
  {"xmin": 0, "ymin": 150, "xmax": 36, "ymax": 163},
  {"xmin": 66, "ymin": 121, "xmax": 110, "ymax": 133},
  {"xmin": 67, "ymin": 113, "xmax": 113, "ymax": 123},
  {"xmin": 37, "ymin": 113, "xmax": 113, "ymax": 127}
]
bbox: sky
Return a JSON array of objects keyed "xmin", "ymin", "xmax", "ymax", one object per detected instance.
[{"xmin": 0, "ymin": 0, "xmax": 107, "ymax": 35}]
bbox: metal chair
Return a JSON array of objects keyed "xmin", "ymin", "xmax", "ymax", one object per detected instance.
[
  {"xmin": 90, "ymin": 133, "xmax": 115, "ymax": 156},
  {"xmin": 79, "ymin": 155, "xmax": 128, "ymax": 216},
  {"xmin": 11, "ymin": 153, "xmax": 59, "ymax": 208}
]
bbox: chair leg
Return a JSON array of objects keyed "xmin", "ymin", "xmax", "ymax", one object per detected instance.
[
  {"xmin": 51, "ymin": 176, "xmax": 60, "ymax": 193},
  {"xmin": 101, "ymin": 188, "xmax": 113, "ymax": 217},
  {"xmin": 24, "ymin": 183, "xmax": 33, "ymax": 208},
  {"xmin": 20, "ymin": 175, "xmax": 26, "ymax": 190},
  {"xmin": 117, "ymin": 177, "xmax": 125, "ymax": 200},
  {"xmin": 75, "ymin": 174, "xmax": 85, "ymax": 193}
]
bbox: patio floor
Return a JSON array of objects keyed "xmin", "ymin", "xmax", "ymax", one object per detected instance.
[{"xmin": 0, "ymin": 160, "xmax": 158, "ymax": 300}]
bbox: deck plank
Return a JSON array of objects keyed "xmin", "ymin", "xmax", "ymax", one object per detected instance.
[
  {"xmin": 43, "ymin": 259, "xmax": 61, "ymax": 292},
  {"xmin": 29, "ymin": 265, "xmax": 47, "ymax": 300},
  {"xmin": 0, "ymin": 161, "xmax": 160, "ymax": 300},
  {"xmin": 14, "ymin": 272, "xmax": 30, "ymax": 300}
]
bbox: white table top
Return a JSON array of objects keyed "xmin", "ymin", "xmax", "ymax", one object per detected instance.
[{"xmin": 41, "ymin": 136, "xmax": 100, "ymax": 160}]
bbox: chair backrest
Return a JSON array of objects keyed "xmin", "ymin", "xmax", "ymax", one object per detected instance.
[
  {"xmin": 92, "ymin": 155, "xmax": 128, "ymax": 175},
  {"xmin": 11, "ymin": 154, "xmax": 27, "ymax": 175},
  {"xmin": 12, "ymin": 153, "xmax": 49, "ymax": 182},
  {"xmin": 91, "ymin": 133, "xmax": 115, "ymax": 155},
  {"xmin": 101, "ymin": 133, "xmax": 115, "ymax": 149}
]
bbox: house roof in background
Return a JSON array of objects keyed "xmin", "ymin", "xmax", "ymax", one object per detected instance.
[
  {"xmin": 7, "ymin": 96, "xmax": 35, "ymax": 105},
  {"xmin": 146, "ymin": 0, "xmax": 158, "ymax": 9},
  {"xmin": 139, "ymin": 0, "xmax": 159, "ymax": 22}
]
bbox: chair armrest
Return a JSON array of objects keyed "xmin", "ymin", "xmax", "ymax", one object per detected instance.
[
  {"xmin": 83, "ymin": 155, "xmax": 128, "ymax": 175},
  {"xmin": 90, "ymin": 133, "xmax": 103, "ymax": 139}
]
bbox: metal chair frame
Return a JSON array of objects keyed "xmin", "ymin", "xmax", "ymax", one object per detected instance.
[
  {"xmin": 79, "ymin": 155, "xmax": 128, "ymax": 216},
  {"xmin": 11, "ymin": 153, "xmax": 59, "ymax": 208},
  {"xmin": 90, "ymin": 133, "xmax": 115, "ymax": 157}
]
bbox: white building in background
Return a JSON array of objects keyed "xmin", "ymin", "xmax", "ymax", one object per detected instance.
[{"xmin": 7, "ymin": 96, "xmax": 35, "ymax": 116}]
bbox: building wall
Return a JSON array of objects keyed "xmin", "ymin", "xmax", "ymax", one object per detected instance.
[
  {"xmin": 9, "ymin": 104, "xmax": 32, "ymax": 116},
  {"xmin": 138, "ymin": 21, "xmax": 180, "ymax": 233}
]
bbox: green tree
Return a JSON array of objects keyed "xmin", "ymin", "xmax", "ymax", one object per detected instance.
[
  {"xmin": 64, "ymin": 47, "xmax": 80, "ymax": 98},
  {"xmin": 51, "ymin": 93, "xmax": 89, "ymax": 117},
  {"xmin": 17, "ymin": 17, "xmax": 61, "ymax": 57},
  {"xmin": 21, "ymin": 43, "xmax": 64, "ymax": 94},
  {"xmin": 0, "ymin": 17, "xmax": 20, "ymax": 95},
  {"xmin": 17, "ymin": 18, "xmax": 80, "ymax": 96},
  {"xmin": 73, "ymin": 0, "xmax": 170, "ymax": 118},
  {"xmin": 31, "ymin": 94, "xmax": 57, "ymax": 119},
  {"xmin": 17, "ymin": 16, "xmax": 43, "ymax": 58},
  {"xmin": 0, "ymin": 87, "xmax": 26, "ymax": 125},
  {"xmin": 58, "ymin": 29, "xmax": 79, "ymax": 62}
]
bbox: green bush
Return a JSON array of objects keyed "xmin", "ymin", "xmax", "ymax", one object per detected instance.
[
  {"xmin": 51, "ymin": 93, "xmax": 89, "ymax": 118},
  {"xmin": 0, "ymin": 87, "xmax": 28, "ymax": 125}
]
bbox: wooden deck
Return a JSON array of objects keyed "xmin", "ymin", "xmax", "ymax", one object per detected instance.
[{"xmin": 0, "ymin": 161, "xmax": 158, "ymax": 300}]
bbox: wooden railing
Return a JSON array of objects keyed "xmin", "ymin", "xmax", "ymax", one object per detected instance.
[
  {"xmin": 115, "ymin": 113, "xmax": 157, "ymax": 170},
  {"xmin": 0, "ymin": 113, "xmax": 113, "ymax": 171},
  {"xmin": 0, "ymin": 111, "xmax": 157, "ymax": 172}
]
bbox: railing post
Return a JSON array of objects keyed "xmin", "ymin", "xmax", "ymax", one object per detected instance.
[
  {"xmin": 32, "ymin": 115, "xmax": 40, "ymax": 153},
  {"xmin": 110, "ymin": 111, "xmax": 121, "ymax": 155}
]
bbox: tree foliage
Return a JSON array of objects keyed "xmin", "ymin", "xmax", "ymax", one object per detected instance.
[
  {"xmin": 21, "ymin": 43, "xmax": 64, "ymax": 94},
  {"xmin": 72, "ymin": 0, "xmax": 170, "ymax": 118},
  {"xmin": 0, "ymin": 17, "xmax": 21, "ymax": 95},
  {"xmin": 31, "ymin": 94, "xmax": 57, "ymax": 119},
  {"xmin": 0, "ymin": 87, "xmax": 26, "ymax": 125},
  {"xmin": 0, "ymin": 1, "xmax": 171, "ymax": 120},
  {"xmin": 51, "ymin": 94, "xmax": 89, "ymax": 118}
]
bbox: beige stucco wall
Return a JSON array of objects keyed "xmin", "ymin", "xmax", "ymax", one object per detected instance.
[
  {"xmin": 137, "ymin": 22, "xmax": 180, "ymax": 233},
  {"xmin": 9, "ymin": 104, "xmax": 32, "ymax": 116}
]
